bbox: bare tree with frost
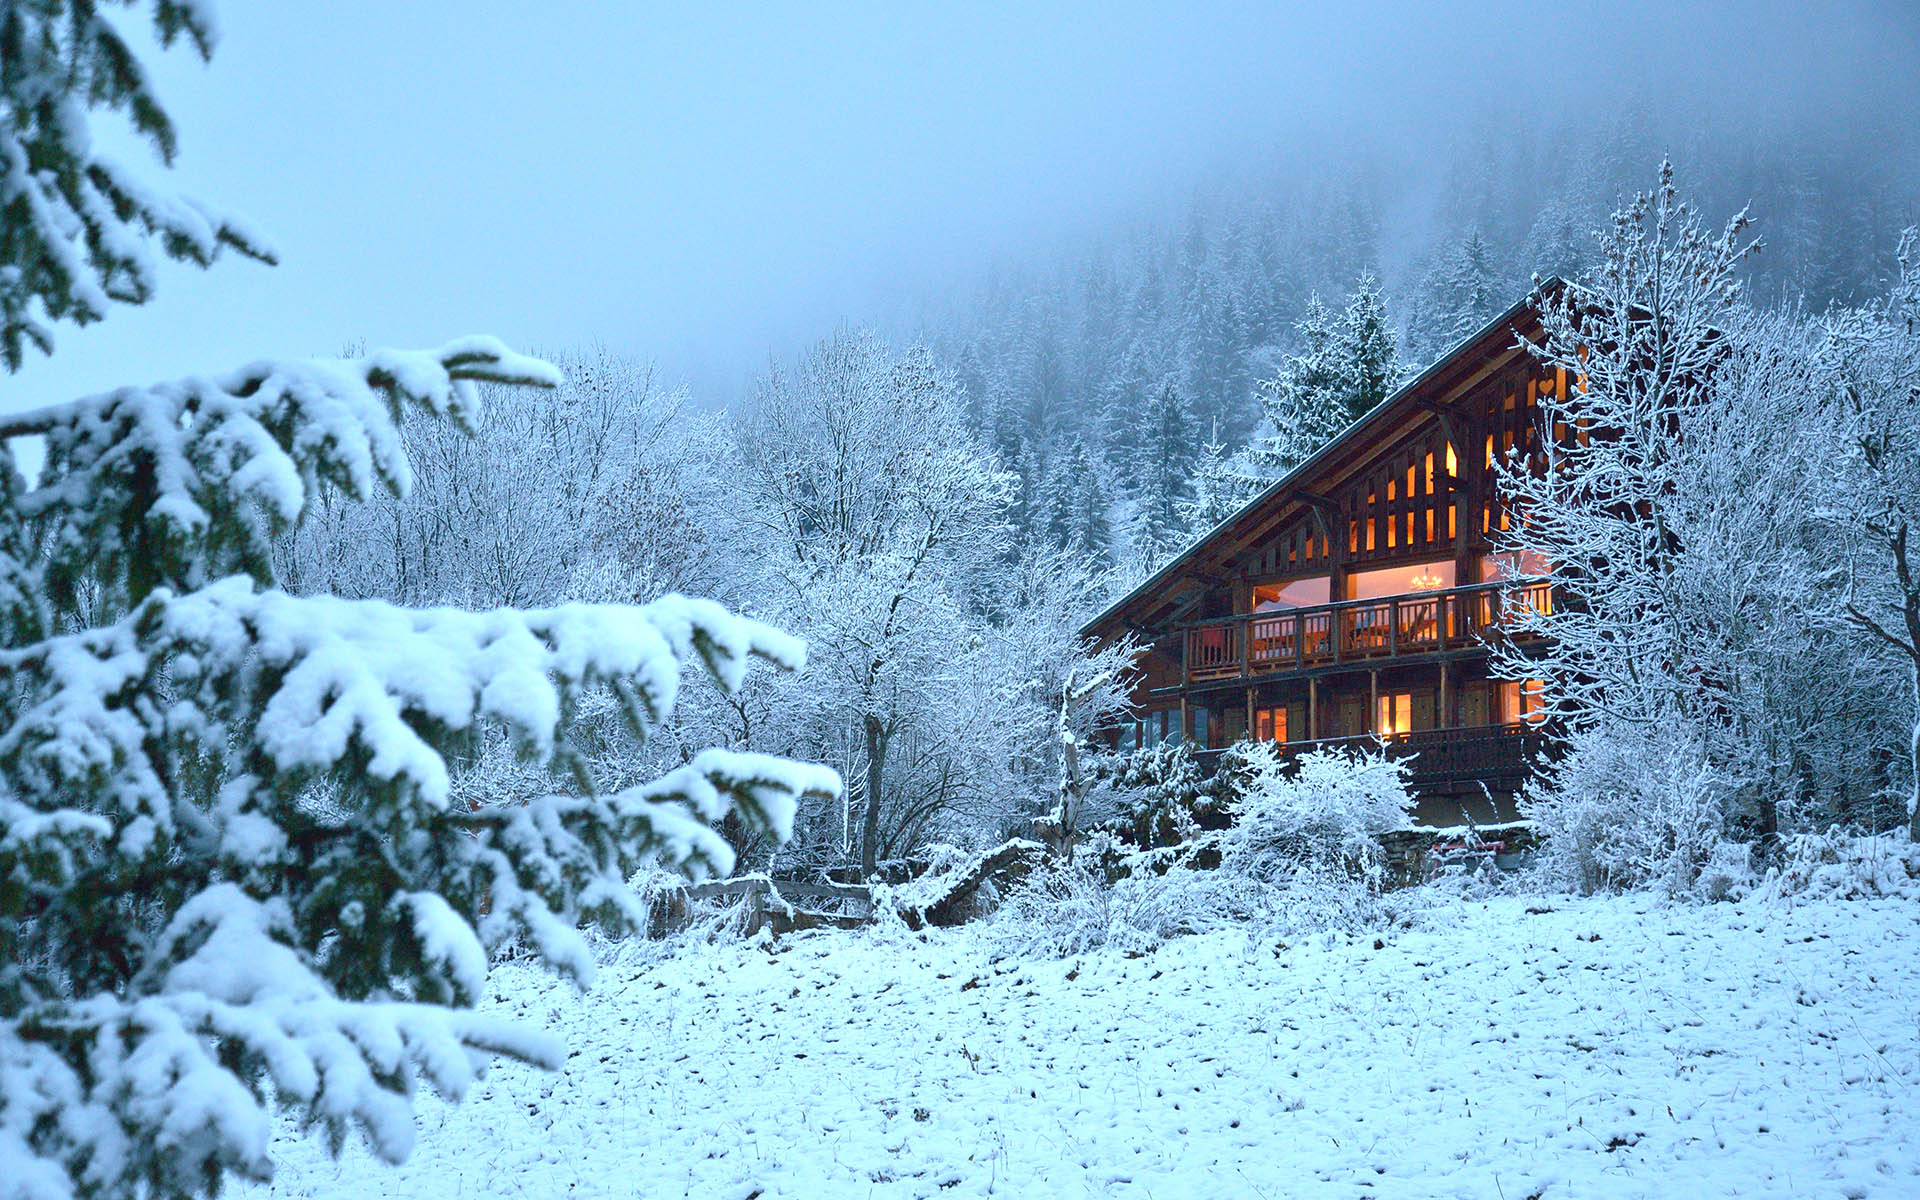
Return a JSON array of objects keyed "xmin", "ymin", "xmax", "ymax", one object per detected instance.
[
  {"xmin": 1826, "ymin": 230, "xmax": 1920, "ymax": 839},
  {"xmin": 1491, "ymin": 161, "xmax": 1759, "ymax": 890},
  {"xmin": 734, "ymin": 331, "xmax": 1012, "ymax": 876}
]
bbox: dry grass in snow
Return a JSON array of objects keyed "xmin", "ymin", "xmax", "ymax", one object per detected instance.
[{"xmin": 250, "ymin": 892, "xmax": 1920, "ymax": 1199}]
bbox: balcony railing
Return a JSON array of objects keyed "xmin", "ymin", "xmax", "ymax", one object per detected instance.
[
  {"xmin": 1196, "ymin": 722, "xmax": 1550, "ymax": 789},
  {"xmin": 1183, "ymin": 579, "xmax": 1553, "ymax": 684}
]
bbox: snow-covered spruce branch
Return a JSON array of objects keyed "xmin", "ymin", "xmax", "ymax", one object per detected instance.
[
  {"xmin": 2, "ymin": 883, "xmax": 568, "ymax": 1191},
  {"xmin": 0, "ymin": 336, "xmax": 841, "ymax": 1198},
  {"xmin": 3, "ymin": 338, "xmax": 562, "ymax": 620},
  {"xmin": 0, "ymin": 0, "xmax": 279, "ymax": 369}
]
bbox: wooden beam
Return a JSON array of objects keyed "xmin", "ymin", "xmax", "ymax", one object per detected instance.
[{"xmin": 1435, "ymin": 344, "xmax": 1522, "ymax": 409}]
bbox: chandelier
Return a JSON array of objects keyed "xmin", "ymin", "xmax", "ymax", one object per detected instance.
[{"xmin": 1409, "ymin": 571, "xmax": 1444, "ymax": 591}]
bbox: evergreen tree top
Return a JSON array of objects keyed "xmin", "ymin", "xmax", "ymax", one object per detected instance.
[{"xmin": 0, "ymin": 0, "xmax": 278, "ymax": 369}]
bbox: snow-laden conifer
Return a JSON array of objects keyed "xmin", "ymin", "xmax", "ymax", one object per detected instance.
[
  {"xmin": 0, "ymin": 340, "xmax": 840, "ymax": 1198},
  {"xmin": 0, "ymin": 0, "xmax": 277, "ymax": 369}
]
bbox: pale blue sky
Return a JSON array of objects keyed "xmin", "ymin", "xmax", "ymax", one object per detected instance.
[{"xmin": 3, "ymin": 1, "xmax": 1915, "ymax": 411}]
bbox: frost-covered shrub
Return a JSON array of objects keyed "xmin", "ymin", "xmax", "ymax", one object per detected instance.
[
  {"xmin": 1524, "ymin": 718, "xmax": 1731, "ymax": 895},
  {"xmin": 988, "ymin": 851, "xmax": 1122, "ymax": 958},
  {"xmin": 1094, "ymin": 741, "xmax": 1220, "ymax": 849},
  {"xmin": 1694, "ymin": 839, "xmax": 1756, "ymax": 902},
  {"xmin": 989, "ymin": 847, "xmax": 1235, "ymax": 958},
  {"xmin": 1218, "ymin": 743, "xmax": 1413, "ymax": 888},
  {"xmin": 993, "ymin": 746, "xmax": 1414, "ymax": 955},
  {"xmin": 1756, "ymin": 827, "xmax": 1920, "ymax": 902}
]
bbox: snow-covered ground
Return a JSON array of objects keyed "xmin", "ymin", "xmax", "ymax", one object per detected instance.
[{"xmin": 251, "ymin": 892, "xmax": 1920, "ymax": 1199}]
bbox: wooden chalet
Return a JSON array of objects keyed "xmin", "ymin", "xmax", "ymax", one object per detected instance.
[{"xmin": 1084, "ymin": 286, "xmax": 1566, "ymax": 825}]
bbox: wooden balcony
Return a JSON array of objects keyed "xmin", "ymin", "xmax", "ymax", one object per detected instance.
[
  {"xmin": 1182, "ymin": 579, "xmax": 1553, "ymax": 684},
  {"xmin": 1198, "ymin": 722, "xmax": 1550, "ymax": 791}
]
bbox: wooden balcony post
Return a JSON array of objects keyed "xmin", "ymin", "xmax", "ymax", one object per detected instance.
[
  {"xmin": 1388, "ymin": 599, "xmax": 1399, "ymax": 657},
  {"xmin": 1369, "ymin": 669, "xmax": 1379, "ymax": 736},
  {"xmin": 1245, "ymin": 686, "xmax": 1255, "ymax": 741},
  {"xmin": 1308, "ymin": 677, "xmax": 1318, "ymax": 741},
  {"xmin": 1295, "ymin": 612, "xmax": 1306, "ymax": 669},
  {"xmin": 1438, "ymin": 660, "xmax": 1451, "ymax": 731}
]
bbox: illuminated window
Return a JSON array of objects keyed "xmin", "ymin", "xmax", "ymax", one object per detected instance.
[
  {"xmin": 1349, "ymin": 561, "xmax": 1455, "ymax": 600},
  {"xmin": 1376, "ymin": 692, "xmax": 1412, "ymax": 737},
  {"xmin": 1254, "ymin": 706, "xmax": 1289, "ymax": 744},
  {"xmin": 1496, "ymin": 680, "xmax": 1549, "ymax": 726}
]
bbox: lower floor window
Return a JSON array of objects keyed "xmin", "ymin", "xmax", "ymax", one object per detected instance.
[
  {"xmin": 1376, "ymin": 692, "xmax": 1413, "ymax": 737},
  {"xmin": 1496, "ymin": 679, "xmax": 1549, "ymax": 725},
  {"xmin": 1254, "ymin": 705, "xmax": 1288, "ymax": 744}
]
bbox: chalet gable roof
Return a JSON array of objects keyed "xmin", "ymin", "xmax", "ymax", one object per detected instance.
[{"xmin": 1080, "ymin": 279, "xmax": 1563, "ymax": 642}]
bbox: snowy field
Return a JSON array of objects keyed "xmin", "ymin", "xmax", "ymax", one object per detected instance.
[{"xmin": 250, "ymin": 892, "xmax": 1920, "ymax": 1200}]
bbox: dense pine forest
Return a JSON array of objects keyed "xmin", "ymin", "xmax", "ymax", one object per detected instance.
[{"xmin": 899, "ymin": 113, "xmax": 1919, "ymax": 573}]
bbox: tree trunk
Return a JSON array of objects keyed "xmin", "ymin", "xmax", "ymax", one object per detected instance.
[
  {"xmin": 861, "ymin": 714, "xmax": 886, "ymax": 879},
  {"xmin": 1907, "ymin": 669, "xmax": 1920, "ymax": 842}
]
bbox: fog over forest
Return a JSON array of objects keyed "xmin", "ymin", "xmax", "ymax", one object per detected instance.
[
  {"xmin": 895, "ymin": 104, "xmax": 1920, "ymax": 569},
  {"xmin": 4, "ymin": 2, "xmax": 1915, "ymax": 416}
]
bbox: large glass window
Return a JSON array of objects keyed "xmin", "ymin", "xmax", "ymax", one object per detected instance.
[
  {"xmin": 1496, "ymin": 680, "xmax": 1549, "ymax": 726},
  {"xmin": 1376, "ymin": 692, "xmax": 1413, "ymax": 736},
  {"xmin": 1481, "ymin": 550, "xmax": 1551, "ymax": 582},
  {"xmin": 1348, "ymin": 560, "xmax": 1455, "ymax": 600},
  {"xmin": 1254, "ymin": 705, "xmax": 1289, "ymax": 744},
  {"xmin": 1251, "ymin": 576, "xmax": 1332, "ymax": 611}
]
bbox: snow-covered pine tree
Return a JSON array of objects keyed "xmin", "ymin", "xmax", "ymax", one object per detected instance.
[
  {"xmin": 1131, "ymin": 379, "xmax": 1199, "ymax": 563},
  {"xmin": 1047, "ymin": 437, "xmax": 1112, "ymax": 561},
  {"xmin": 0, "ymin": 6, "xmax": 841, "ymax": 1194},
  {"xmin": 1013, "ymin": 438, "xmax": 1047, "ymax": 537},
  {"xmin": 0, "ymin": 341, "xmax": 842, "ymax": 1198},
  {"xmin": 1406, "ymin": 232, "xmax": 1504, "ymax": 368},
  {"xmin": 1097, "ymin": 338, "xmax": 1155, "ymax": 473},
  {"xmin": 1178, "ymin": 433, "xmax": 1270, "ymax": 537},
  {"xmin": 1524, "ymin": 193, "xmax": 1591, "ymax": 283},
  {"xmin": 1339, "ymin": 271, "xmax": 1402, "ymax": 416},
  {"xmin": 0, "ymin": 0, "xmax": 277, "ymax": 368},
  {"xmin": 1250, "ymin": 294, "xmax": 1350, "ymax": 473}
]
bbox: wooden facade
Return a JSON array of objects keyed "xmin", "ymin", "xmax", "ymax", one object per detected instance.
[{"xmin": 1083, "ymin": 287, "xmax": 1564, "ymax": 825}]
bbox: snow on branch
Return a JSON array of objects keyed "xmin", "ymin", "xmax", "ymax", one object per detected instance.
[
  {"xmin": 1, "ymin": 577, "xmax": 811, "ymax": 820},
  {"xmin": 0, "ymin": 0, "xmax": 275, "ymax": 369},
  {"xmin": 2, "ymin": 339, "xmax": 561, "ymax": 615}
]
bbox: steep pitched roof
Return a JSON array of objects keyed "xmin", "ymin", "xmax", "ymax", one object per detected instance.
[{"xmin": 1081, "ymin": 280, "xmax": 1562, "ymax": 641}]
